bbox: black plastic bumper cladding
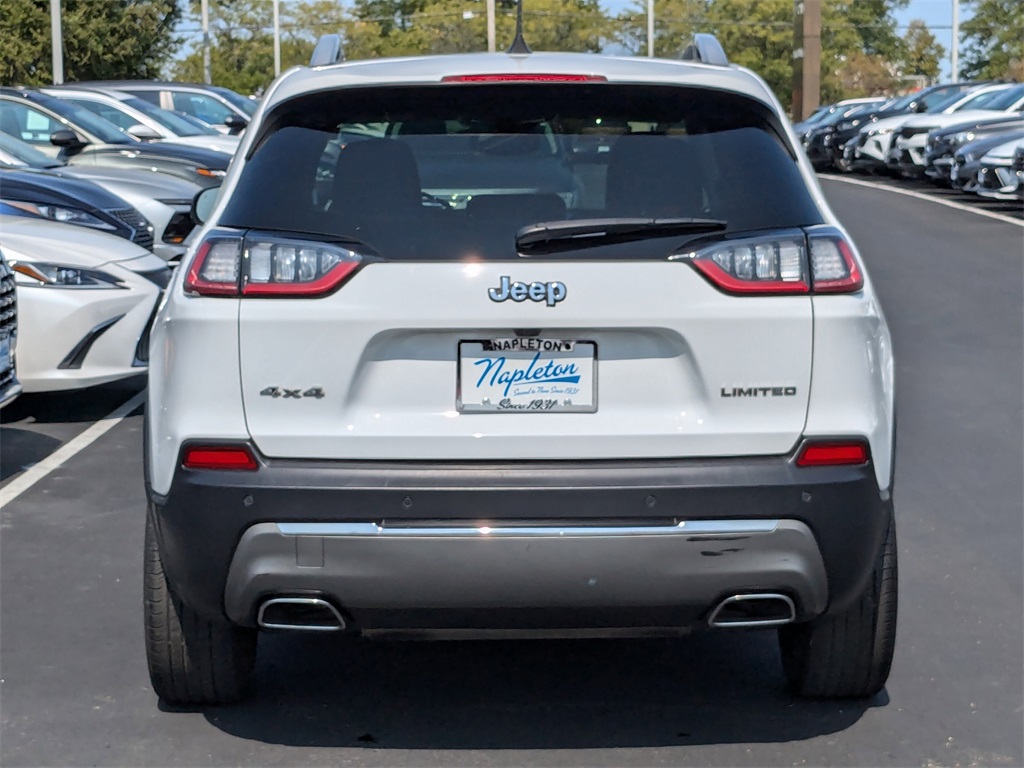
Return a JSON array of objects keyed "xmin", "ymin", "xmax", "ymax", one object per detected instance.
[{"xmin": 147, "ymin": 450, "xmax": 893, "ymax": 625}]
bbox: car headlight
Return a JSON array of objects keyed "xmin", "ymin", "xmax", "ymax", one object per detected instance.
[
  {"xmin": 5, "ymin": 201, "xmax": 117, "ymax": 231},
  {"xmin": 952, "ymin": 131, "xmax": 976, "ymax": 146},
  {"xmin": 11, "ymin": 261, "xmax": 126, "ymax": 289},
  {"xmin": 868, "ymin": 127, "xmax": 894, "ymax": 137}
]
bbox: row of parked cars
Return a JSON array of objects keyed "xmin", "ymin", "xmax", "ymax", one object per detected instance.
[
  {"xmin": 797, "ymin": 81, "xmax": 1024, "ymax": 203},
  {"xmin": 0, "ymin": 81, "xmax": 256, "ymax": 405}
]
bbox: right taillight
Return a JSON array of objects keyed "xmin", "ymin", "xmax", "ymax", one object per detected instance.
[
  {"xmin": 681, "ymin": 226, "xmax": 863, "ymax": 296},
  {"xmin": 806, "ymin": 227, "xmax": 863, "ymax": 293},
  {"xmin": 796, "ymin": 440, "xmax": 870, "ymax": 467},
  {"xmin": 184, "ymin": 229, "xmax": 365, "ymax": 298}
]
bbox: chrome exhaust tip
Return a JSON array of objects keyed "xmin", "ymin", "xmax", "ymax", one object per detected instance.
[
  {"xmin": 257, "ymin": 597, "xmax": 346, "ymax": 631},
  {"xmin": 708, "ymin": 593, "xmax": 796, "ymax": 628}
]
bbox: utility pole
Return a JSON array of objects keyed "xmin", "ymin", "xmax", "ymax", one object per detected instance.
[
  {"xmin": 950, "ymin": 0, "xmax": 959, "ymax": 82},
  {"xmin": 201, "ymin": 0, "xmax": 211, "ymax": 85},
  {"xmin": 487, "ymin": 0, "xmax": 496, "ymax": 52},
  {"xmin": 790, "ymin": 0, "xmax": 821, "ymax": 121},
  {"xmin": 50, "ymin": 0, "xmax": 64, "ymax": 84},
  {"xmin": 273, "ymin": 0, "xmax": 281, "ymax": 76},
  {"xmin": 647, "ymin": 0, "xmax": 655, "ymax": 57}
]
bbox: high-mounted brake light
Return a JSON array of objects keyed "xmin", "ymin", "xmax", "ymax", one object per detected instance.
[
  {"xmin": 182, "ymin": 445, "xmax": 258, "ymax": 470},
  {"xmin": 184, "ymin": 230, "xmax": 365, "ymax": 298},
  {"xmin": 795, "ymin": 441, "xmax": 870, "ymax": 467},
  {"xmin": 441, "ymin": 74, "xmax": 607, "ymax": 83}
]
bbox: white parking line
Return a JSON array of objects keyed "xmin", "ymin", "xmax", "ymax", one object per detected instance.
[
  {"xmin": 0, "ymin": 390, "xmax": 147, "ymax": 508},
  {"xmin": 821, "ymin": 175, "xmax": 1024, "ymax": 228}
]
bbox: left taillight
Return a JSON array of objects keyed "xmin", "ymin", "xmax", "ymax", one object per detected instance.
[
  {"xmin": 182, "ymin": 445, "xmax": 258, "ymax": 470},
  {"xmin": 183, "ymin": 230, "xmax": 364, "ymax": 298}
]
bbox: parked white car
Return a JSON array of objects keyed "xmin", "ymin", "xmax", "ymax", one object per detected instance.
[
  {"xmin": 892, "ymin": 84, "xmax": 1024, "ymax": 174},
  {"xmin": 0, "ymin": 211, "xmax": 168, "ymax": 392},
  {"xmin": 855, "ymin": 83, "xmax": 1017, "ymax": 169},
  {"xmin": 145, "ymin": 41, "xmax": 897, "ymax": 706},
  {"xmin": 0, "ymin": 132, "xmax": 200, "ymax": 261},
  {"xmin": 41, "ymin": 87, "xmax": 240, "ymax": 155},
  {"xmin": 976, "ymin": 136, "xmax": 1024, "ymax": 200}
]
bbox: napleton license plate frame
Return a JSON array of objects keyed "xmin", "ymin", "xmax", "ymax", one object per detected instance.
[{"xmin": 456, "ymin": 338, "xmax": 598, "ymax": 414}]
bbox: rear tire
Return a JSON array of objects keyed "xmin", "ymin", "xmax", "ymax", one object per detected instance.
[
  {"xmin": 778, "ymin": 515, "xmax": 897, "ymax": 699},
  {"xmin": 144, "ymin": 507, "xmax": 257, "ymax": 705}
]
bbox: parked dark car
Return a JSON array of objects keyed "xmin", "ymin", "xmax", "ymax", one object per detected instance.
[
  {"xmin": 802, "ymin": 100, "xmax": 886, "ymax": 169},
  {"xmin": 1, "ymin": 167, "xmax": 154, "ymax": 250},
  {"xmin": 0, "ymin": 88, "xmax": 229, "ymax": 188},
  {"xmin": 832, "ymin": 83, "xmax": 980, "ymax": 171},
  {"xmin": 924, "ymin": 115, "xmax": 1024, "ymax": 184},
  {"xmin": 949, "ymin": 130, "xmax": 1024, "ymax": 192},
  {"xmin": 0, "ymin": 247, "xmax": 19, "ymax": 409}
]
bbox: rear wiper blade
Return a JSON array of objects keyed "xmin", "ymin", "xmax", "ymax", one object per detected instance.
[{"xmin": 515, "ymin": 217, "xmax": 728, "ymax": 256}]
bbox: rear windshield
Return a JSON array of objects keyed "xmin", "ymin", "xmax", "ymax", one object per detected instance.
[{"xmin": 220, "ymin": 84, "xmax": 823, "ymax": 261}]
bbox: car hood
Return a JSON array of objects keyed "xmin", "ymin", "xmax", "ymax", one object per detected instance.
[
  {"xmin": 903, "ymin": 110, "xmax": 1018, "ymax": 131},
  {"xmin": 955, "ymin": 131, "xmax": 1024, "ymax": 161},
  {"xmin": 0, "ymin": 214, "xmax": 160, "ymax": 269},
  {"xmin": 0, "ymin": 167, "xmax": 132, "ymax": 210},
  {"xmin": 81, "ymin": 141, "xmax": 230, "ymax": 170},
  {"xmin": 983, "ymin": 137, "xmax": 1024, "ymax": 162},
  {"xmin": 932, "ymin": 116, "xmax": 1024, "ymax": 141},
  {"xmin": 56, "ymin": 165, "xmax": 201, "ymax": 203},
  {"xmin": 859, "ymin": 115, "xmax": 909, "ymax": 135},
  {"xmin": 162, "ymin": 135, "xmax": 240, "ymax": 155}
]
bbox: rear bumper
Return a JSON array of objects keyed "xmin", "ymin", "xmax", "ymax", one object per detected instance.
[
  {"xmin": 148, "ymin": 450, "xmax": 893, "ymax": 631},
  {"xmin": 224, "ymin": 519, "xmax": 828, "ymax": 630}
]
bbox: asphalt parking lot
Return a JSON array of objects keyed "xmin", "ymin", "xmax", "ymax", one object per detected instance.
[{"xmin": 1, "ymin": 178, "xmax": 1022, "ymax": 767}]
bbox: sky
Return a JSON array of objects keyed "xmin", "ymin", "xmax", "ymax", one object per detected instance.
[{"xmin": 893, "ymin": 0, "xmax": 972, "ymax": 79}]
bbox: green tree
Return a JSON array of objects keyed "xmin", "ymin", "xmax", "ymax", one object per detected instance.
[
  {"xmin": 341, "ymin": 0, "xmax": 610, "ymax": 58},
  {"xmin": 899, "ymin": 19, "xmax": 944, "ymax": 81},
  {"xmin": 174, "ymin": 0, "xmax": 330, "ymax": 94},
  {"xmin": 959, "ymin": 0, "xmax": 1024, "ymax": 81},
  {"xmin": 615, "ymin": 0, "xmax": 907, "ymax": 108},
  {"xmin": 0, "ymin": 0, "xmax": 180, "ymax": 86},
  {"xmin": 614, "ymin": 0, "xmax": 707, "ymax": 59}
]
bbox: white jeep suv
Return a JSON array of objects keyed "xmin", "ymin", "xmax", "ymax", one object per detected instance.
[{"xmin": 144, "ymin": 41, "xmax": 897, "ymax": 705}]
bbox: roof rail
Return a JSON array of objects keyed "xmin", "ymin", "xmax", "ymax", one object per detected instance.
[
  {"xmin": 310, "ymin": 34, "xmax": 343, "ymax": 67},
  {"xmin": 681, "ymin": 33, "xmax": 729, "ymax": 66}
]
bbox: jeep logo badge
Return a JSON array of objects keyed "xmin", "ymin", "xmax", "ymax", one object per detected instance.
[{"xmin": 488, "ymin": 276, "xmax": 567, "ymax": 307}]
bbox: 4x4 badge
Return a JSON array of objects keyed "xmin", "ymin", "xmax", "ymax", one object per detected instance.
[
  {"xmin": 488, "ymin": 276, "xmax": 566, "ymax": 307},
  {"xmin": 260, "ymin": 386, "xmax": 325, "ymax": 399}
]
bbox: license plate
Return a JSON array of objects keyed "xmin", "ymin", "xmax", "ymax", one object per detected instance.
[{"xmin": 458, "ymin": 339, "xmax": 596, "ymax": 413}]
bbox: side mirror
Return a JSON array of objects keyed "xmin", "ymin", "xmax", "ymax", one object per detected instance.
[
  {"xmin": 49, "ymin": 129, "xmax": 86, "ymax": 149},
  {"xmin": 913, "ymin": 101, "xmax": 928, "ymax": 113},
  {"xmin": 127, "ymin": 123, "xmax": 162, "ymax": 141},
  {"xmin": 223, "ymin": 114, "xmax": 248, "ymax": 134},
  {"xmin": 192, "ymin": 185, "xmax": 220, "ymax": 225}
]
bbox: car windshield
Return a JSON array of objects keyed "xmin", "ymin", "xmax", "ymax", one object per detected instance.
[
  {"xmin": 123, "ymin": 97, "xmax": 219, "ymax": 136},
  {"xmin": 983, "ymin": 85, "xmax": 1024, "ymax": 111},
  {"xmin": 34, "ymin": 94, "xmax": 135, "ymax": 144},
  {"xmin": 0, "ymin": 131, "xmax": 61, "ymax": 168},
  {"xmin": 882, "ymin": 92, "xmax": 918, "ymax": 112},
  {"xmin": 211, "ymin": 87, "xmax": 257, "ymax": 116},
  {"xmin": 952, "ymin": 88, "xmax": 1011, "ymax": 111},
  {"xmin": 219, "ymin": 83, "xmax": 823, "ymax": 261}
]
